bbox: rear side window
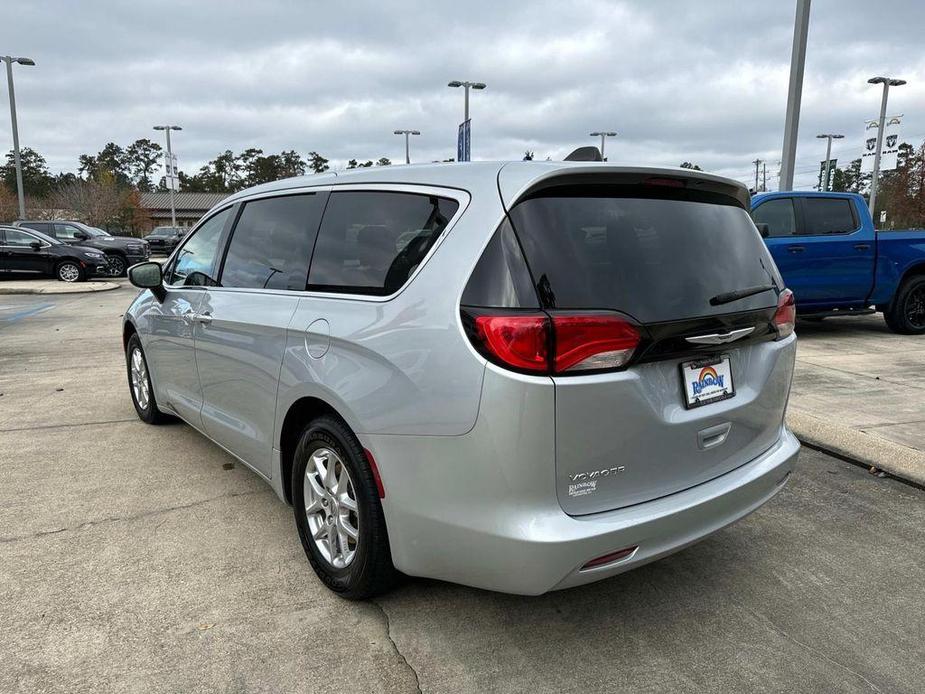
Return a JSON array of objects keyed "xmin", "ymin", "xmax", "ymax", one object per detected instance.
[
  {"xmin": 461, "ymin": 219, "xmax": 538, "ymax": 308},
  {"xmin": 508, "ymin": 186, "xmax": 782, "ymax": 323},
  {"xmin": 220, "ymin": 193, "xmax": 325, "ymax": 291},
  {"xmin": 752, "ymin": 198, "xmax": 796, "ymax": 237},
  {"xmin": 802, "ymin": 197, "xmax": 857, "ymax": 235},
  {"xmin": 21, "ymin": 222, "xmax": 53, "ymax": 236},
  {"xmin": 307, "ymin": 191, "xmax": 459, "ymax": 295}
]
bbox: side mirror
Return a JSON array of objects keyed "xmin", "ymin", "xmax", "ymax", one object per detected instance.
[
  {"xmin": 29, "ymin": 241, "xmax": 42, "ymax": 251},
  {"xmin": 128, "ymin": 261, "xmax": 165, "ymax": 301},
  {"xmin": 755, "ymin": 222, "xmax": 771, "ymax": 238}
]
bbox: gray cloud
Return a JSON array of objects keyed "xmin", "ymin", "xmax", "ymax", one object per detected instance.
[{"xmin": 5, "ymin": 0, "xmax": 924, "ymax": 189}]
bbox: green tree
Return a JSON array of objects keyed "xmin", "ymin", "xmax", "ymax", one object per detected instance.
[
  {"xmin": 523, "ymin": 151, "xmax": 534, "ymax": 161},
  {"xmin": 679, "ymin": 162, "xmax": 702, "ymax": 170},
  {"xmin": 376, "ymin": 157, "xmax": 391, "ymax": 167},
  {"xmin": 78, "ymin": 154, "xmax": 100, "ymax": 180},
  {"xmin": 96, "ymin": 142, "xmax": 130, "ymax": 185},
  {"xmin": 125, "ymin": 138, "xmax": 163, "ymax": 191},
  {"xmin": 0, "ymin": 147, "xmax": 52, "ymax": 197},
  {"xmin": 346, "ymin": 159, "xmax": 358, "ymax": 170},
  {"xmin": 279, "ymin": 150, "xmax": 306, "ymax": 178},
  {"xmin": 308, "ymin": 151, "xmax": 330, "ymax": 174}
]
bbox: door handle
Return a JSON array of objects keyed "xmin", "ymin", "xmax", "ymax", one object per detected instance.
[
  {"xmin": 854, "ymin": 243, "xmax": 871, "ymax": 251},
  {"xmin": 787, "ymin": 245, "xmax": 805, "ymax": 254},
  {"xmin": 194, "ymin": 312, "xmax": 212, "ymax": 325}
]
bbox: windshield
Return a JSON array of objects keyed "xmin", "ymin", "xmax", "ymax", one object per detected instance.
[
  {"xmin": 82, "ymin": 227, "xmax": 109, "ymax": 238},
  {"xmin": 508, "ymin": 186, "xmax": 783, "ymax": 323}
]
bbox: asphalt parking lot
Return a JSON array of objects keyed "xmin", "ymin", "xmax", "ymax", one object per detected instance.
[{"xmin": 2, "ymin": 283, "xmax": 924, "ymax": 693}]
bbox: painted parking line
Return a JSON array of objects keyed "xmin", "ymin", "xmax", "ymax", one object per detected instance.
[{"xmin": 0, "ymin": 303, "xmax": 55, "ymax": 325}]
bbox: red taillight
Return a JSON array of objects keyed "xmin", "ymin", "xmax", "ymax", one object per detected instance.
[
  {"xmin": 363, "ymin": 448, "xmax": 385, "ymax": 498},
  {"xmin": 643, "ymin": 176, "xmax": 686, "ymax": 188},
  {"xmin": 474, "ymin": 314, "xmax": 549, "ymax": 373},
  {"xmin": 552, "ymin": 314, "xmax": 641, "ymax": 372},
  {"xmin": 468, "ymin": 311, "xmax": 641, "ymax": 374},
  {"xmin": 773, "ymin": 289, "xmax": 796, "ymax": 338}
]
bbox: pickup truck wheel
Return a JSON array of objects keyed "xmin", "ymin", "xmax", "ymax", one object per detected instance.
[
  {"xmin": 884, "ymin": 276, "xmax": 925, "ymax": 335},
  {"xmin": 105, "ymin": 253, "xmax": 127, "ymax": 277}
]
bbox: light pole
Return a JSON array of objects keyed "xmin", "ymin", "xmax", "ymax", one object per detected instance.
[
  {"xmin": 815, "ymin": 133, "xmax": 843, "ymax": 191},
  {"xmin": 867, "ymin": 76, "xmax": 906, "ymax": 216},
  {"xmin": 447, "ymin": 80, "xmax": 486, "ymax": 123},
  {"xmin": 393, "ymin": 129, "xmax": 420, "ymax": 164},
  {"xmin": 2, "ymin": 55, "xmax": 35, "ymax": 219},
  {"xmin": 153, "ymin": 125, "xmax": 182, "ymax": 228},
  {"xmin": 779, "ymin": 0, "xmax": 811, "ymax": 191},
  {"xmin": 589, "ymin": 131, "xmax": 617, "ymax": 160}
]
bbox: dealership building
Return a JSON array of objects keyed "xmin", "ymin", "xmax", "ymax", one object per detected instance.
[{"xmin": 139, "ymin": 192, "xmax": 227, "ymax": 229}]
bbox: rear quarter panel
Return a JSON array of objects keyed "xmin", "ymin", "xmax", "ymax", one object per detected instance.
[{"xmin": 871, "ymin": 229, "xmax": 925, "ymax": 305}]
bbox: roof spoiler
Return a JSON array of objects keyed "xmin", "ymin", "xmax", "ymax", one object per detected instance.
[{"xmin": 564, "ymin": 146, "xmax": 603, "ymax": 162}]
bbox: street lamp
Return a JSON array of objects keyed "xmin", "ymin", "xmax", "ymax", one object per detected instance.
[
  {"xmin": 153, "ymin": 125, "xmax": 182, "ymax": 228},
  {"xmin": 815, "ymin": 133, "xmax": 844, "ymax": 191},
  {"xmin": 393, "ymin": 129, "xmax": 421, "ymax": 165},
  {"xmin": 447, "ymin": 80, "xmax": 486, "ymax": 123},
  {"xmin": 867, "ymin": 76, "xmax": 906, "ymax": 217},
  {"xmin": 589, "ymin": 131, "xmax": 617, "ymax": 160},
  {"xmin": 2, "ymin": 55, "xmax": 36, "ymax": 219}
]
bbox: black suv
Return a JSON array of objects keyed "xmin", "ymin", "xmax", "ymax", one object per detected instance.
[
  {"xmin": 143, "ymin": 226, "xmax": 187, "ymax": 254},
  {"xmin": 0, "ymin": 225, "xmax": 108, "ymax": 282},
  {"xmin": 13, "ymin": 220, "xmax": 149, "ymax": 277}
]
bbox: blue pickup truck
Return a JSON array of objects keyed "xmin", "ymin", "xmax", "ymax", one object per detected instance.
[{"xmin": 750, "ymin": 191, "xmax": 925, "ymax": 334}]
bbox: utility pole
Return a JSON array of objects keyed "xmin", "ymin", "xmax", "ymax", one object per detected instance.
[
  {"xmin": 589, "ymin": 131, "xmax": 617, "ymax": 160},
  {"xmin": 393, "ymin": 129, "xmax": 421, "ymax": 164},
  {"xmin": 815, "ymin": 133, "xmax": 843, "ymax": 191},
  {"xmin": 753, "ymin": 158, "xmax": 762, "ymax": 192},
  {"xmin": 2, "ymin": 55, "xmax": 36, "ymax": 219},
  {"xmin": 867, "ymin": 77, "xmax": 906, "ymax": 216},
  {"xmin": 779, "ymin": 0, "xmax": 811, "ymax": 191},
  {"xmin": 153, "ymin": 125, "xmax": 182, "ymax": 228},
  {"xmin": 762, "ymin": 162, "xmax": 768, "ymax": 192}
]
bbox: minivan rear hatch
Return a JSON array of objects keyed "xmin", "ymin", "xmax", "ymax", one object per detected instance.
[{"xmin": 501, "ymin": 168, "xmax": 793, "ymax": 515}]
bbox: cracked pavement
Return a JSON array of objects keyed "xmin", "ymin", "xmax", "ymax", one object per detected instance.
[{"xmin": 2, "ymin": 283, "xmax": 924, "ymax": 693}]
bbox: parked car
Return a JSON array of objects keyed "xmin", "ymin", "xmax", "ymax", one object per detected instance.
[
  {"xmin": 13, "ymin": 220, "xmax": 149, "ymax": 277},
  {"xmin": 0, "ymin": 225, "xmax": 108, "ymax": 282},
  {"xmin": 123, "ymin": 162, "xmax": 800, "ymax": 598},
  {"xmin": 751, "ymin": 191, "xmax": 925, "ymax": 333},
  {"xmin": 143, "ymin": 226, "xmax": 187, "ymax": 254}
]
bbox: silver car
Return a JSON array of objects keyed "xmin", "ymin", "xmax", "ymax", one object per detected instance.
[{"xmin": 123, "ymin": 162, "xmax": 799, "ymax": 598}]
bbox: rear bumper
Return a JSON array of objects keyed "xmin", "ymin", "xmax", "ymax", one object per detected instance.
[{"xmin": 369, "ymin": 425, "xmax": 799, "ymax": 595}]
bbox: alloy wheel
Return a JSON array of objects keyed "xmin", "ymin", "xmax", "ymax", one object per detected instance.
[
  {"xmin": 58, "ymin": 263, "xmax": 80, "ymax": 282},
  {"xmin": 130, "ymin": 347, "xmax": 150, "ymax": 410},
  {"xmin": 303, "ymin": 447, "xmax": 360, "ymax": 569},
  {"xmin": 106, "ymin": 255, "xmax": 126, "ymax": 277},
  {"xmin": 906, "ymin": 285, "xmax": 925, "ymax": 330}
]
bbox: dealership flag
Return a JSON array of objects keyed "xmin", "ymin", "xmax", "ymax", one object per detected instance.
[{"xmin": 861, "ymin": 115, "xmax": 902, "ymax": 172}]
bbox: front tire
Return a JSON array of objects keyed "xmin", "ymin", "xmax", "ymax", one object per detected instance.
[
  {"xmin": 105, "ymin": 253, "xmax": 127, "ymax": 277},
  {"xmin": 292, "ymin": 415, "xmax": 397, "ymax": 599},
  {"xmin": 56, "ymin": 260, "xmax": 85, "ymax": 283},
  {"xmin": 126, "ymin": 334, "xmax": 170, "ymax": 424},
  {"xmin": 884, "ymin": 276, "xmax": 925, "ymax": 335}
]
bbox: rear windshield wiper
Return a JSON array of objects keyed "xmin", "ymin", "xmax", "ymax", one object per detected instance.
[{"xmin": 710, "ymin": 284, "xmax": 777, "ymax": 306}]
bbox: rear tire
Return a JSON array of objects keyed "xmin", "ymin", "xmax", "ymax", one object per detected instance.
[
  {"xmin": 292, "ymin": 415, "xmax": 398, "ymax": 599},
  {"xmin": 56, "ymin": 260, "xmax": 85, "ymax": 283},
  {"xmin": 884, "ymin": 276, "xmax": 925, "ymax": 335},
  {"xmin": 106, "ymin": 253, "xmax": 127, "ymax": 277},
  {"xmin": 126, "ymin": 334, "xmax": 170, "ymax": 424}
]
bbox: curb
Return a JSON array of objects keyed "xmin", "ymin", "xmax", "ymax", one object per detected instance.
[
  {"xmin": 788, "ymin": 409, "xmax": 925, "ymax": 487},
  {"xmin": 0, "ymin": 281, "xmax": 121, "ymax": 296}
]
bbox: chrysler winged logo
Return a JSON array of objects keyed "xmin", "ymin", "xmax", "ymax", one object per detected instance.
[{"xmin": 685, "ymin": 327, "xmax": 755, "ymax": 345}]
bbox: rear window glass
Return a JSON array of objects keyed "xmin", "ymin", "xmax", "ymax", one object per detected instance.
[
  {"xmin": 307, "ymin": 191, "xmax": 459, "ymax": 295},
  {"xmin": 803, "ymin": 197, "xmax": 857, "ymax": 235},
  {"xmin": 508, "ymin": 186, "xmax": 782, "ymax": 323}
]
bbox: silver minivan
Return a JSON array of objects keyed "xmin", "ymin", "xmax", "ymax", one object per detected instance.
[{"xmin": 124, "ymin": 162, "xmax": 799, "ymax": 598}]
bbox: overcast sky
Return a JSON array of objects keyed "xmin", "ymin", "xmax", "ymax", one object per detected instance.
[{"xmin": 5, "ymin": 0, "xmax": 924, "ymax": 190}]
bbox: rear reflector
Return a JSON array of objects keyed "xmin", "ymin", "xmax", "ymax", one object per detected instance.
[
  {"xmin": 773, "ymin": 289, "xmax": 795, "ymax": 339},
  {"xmin": 467, "ymin": 310, "xmax": 642, "ymax": 375},
  {"xmin": 363, "ymin": 448, "xmax": 385, "ymax": 498},
  {"xmin": 581, "ymin": 546, "xmax": 638, "ymax": 570}
]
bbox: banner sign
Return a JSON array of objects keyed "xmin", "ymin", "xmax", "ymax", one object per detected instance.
[
  {"xmin": 457, "ymin": 119, "xmax": 471, "ymax": 162},
  {"xmin": 164, "ymin": 153, "xmax": 179, "ymax": 191},
  {"xmin": 861, "ymin": 115, "xmax": 902, "ymax": 172},
  {"xmin": 817, "ymin": 159, "xmax": 837, "ymax": 190}
]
